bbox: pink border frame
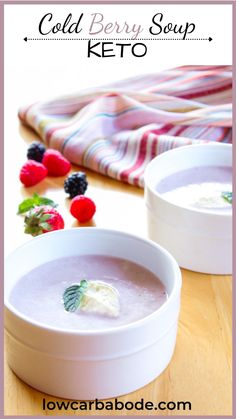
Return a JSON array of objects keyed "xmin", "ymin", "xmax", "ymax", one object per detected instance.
[{"xmin": 1, "ymin": 1, "xmax": 234, "ymax": 417}]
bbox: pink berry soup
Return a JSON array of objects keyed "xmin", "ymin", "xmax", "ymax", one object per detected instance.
[
  {"xmin": 156, "ymin": 166, "xmax": 232, "ymax": 212},
  {"xmin": 9, "ymin": 255, "xmax": 167, "ymax": 331}
]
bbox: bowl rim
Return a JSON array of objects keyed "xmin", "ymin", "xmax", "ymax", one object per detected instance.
[
  {"xmin": 144, "ymin": 143, "xmax": 232, "ymax": 218},
  {"xmin": 4, "ymin": 227, "xmax": 182, "ymax": 336}
]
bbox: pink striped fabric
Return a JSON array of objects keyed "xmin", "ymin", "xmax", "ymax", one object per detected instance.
[{"xmin": 19, "ymin": 65, "xmax": 232, "ymax": 187}]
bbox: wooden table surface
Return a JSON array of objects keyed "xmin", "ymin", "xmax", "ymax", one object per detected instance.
[{"xmin": 4, "ymin": 124, "xmax": 232, "ymax": 416}]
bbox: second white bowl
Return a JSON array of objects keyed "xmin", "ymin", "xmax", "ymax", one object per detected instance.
[{"xmin": 144, "ymin": 144, "xmax": 232, "ymax": 274}]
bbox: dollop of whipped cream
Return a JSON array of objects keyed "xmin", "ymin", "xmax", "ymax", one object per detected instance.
[
  {"xmin": 162, "ymin": 182, "xmax": 232, "ymax": 210},
  {"xmin": 80, "ymin": 281, "xmax": 120, "ymax": 317}
]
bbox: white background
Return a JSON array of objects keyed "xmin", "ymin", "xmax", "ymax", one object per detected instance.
[{"xmin": 4, "ymin": 4, "xmax": 232, "ymax": 103}]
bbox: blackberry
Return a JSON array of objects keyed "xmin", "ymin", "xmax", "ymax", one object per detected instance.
[
  {"xmin": 27, "ymin": 142, "xmax": 46, "ymax": 162},
  {"xmin": 64, "ymin": 172, "xmax": 88, "ymax": 198}
]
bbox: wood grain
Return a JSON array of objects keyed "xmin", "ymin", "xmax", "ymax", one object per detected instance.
[{"xmin": 4, "ymin": 124, "xmax": 232, "ymax": 416}]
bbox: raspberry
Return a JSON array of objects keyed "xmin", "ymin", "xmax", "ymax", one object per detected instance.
[
  {"xmin": 42, "ymin": 149, "xmax": 71, "ymax": 177},
  {"xmin": 27, "ymin": 141, "xmax": 46, "ymax": 162},
  {"xmin": 24, "ymin": 206, "xmax": 64, "ymax": 236},
  {"xmin": 64, "ymin": 172, "xmax": 88, "ymax": 199},
  {"xmin": 19, "ymin": 160, "xmax": 48, "ymax": 187},
  {"xmin": 70, "ymin": 196, "xmax": 96, "ymax": 223}
]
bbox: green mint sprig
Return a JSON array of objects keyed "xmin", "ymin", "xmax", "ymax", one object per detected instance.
[
  {"xmin": 18, "ymin": 193, "xmax": 57, "ymax": 214},
  {"xmin": 221, "ymin": 191, "xmax": 232, "ymax": 205},
  {"xmin": 63, "ymin": 280, "xmax": 88, "ymax": 312}
]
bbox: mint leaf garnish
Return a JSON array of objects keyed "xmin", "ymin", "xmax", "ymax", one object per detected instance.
[
  {"xmin": 221, "ymin": 191, "xmax": 232, "ymax": 205},
  {"xmin": 18, "ymin": 193, "xmax": 57, "ymax": 214},
  {"xmin": 63, "ymin": 280, "xmax": 88, "ymax": 312}
]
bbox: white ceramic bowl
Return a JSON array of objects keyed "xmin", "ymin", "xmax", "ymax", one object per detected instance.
[
  {"xmin": 5, "ymin": 228, "xmax": 181, "ymax": 400},
  {"xmin": 144, "ymin": 144, "xmax": 232, "ymax": 274}
]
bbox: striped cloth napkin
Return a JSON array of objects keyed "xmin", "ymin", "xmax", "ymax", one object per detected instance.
[{"xmin": 19, "ymin": 65, "xmax": 232, "ymax": 187}]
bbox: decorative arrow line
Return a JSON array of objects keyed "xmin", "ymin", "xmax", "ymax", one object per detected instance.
[{"xmin": 24, "ymin": 36, "xmax": 213, "ymax": 42}]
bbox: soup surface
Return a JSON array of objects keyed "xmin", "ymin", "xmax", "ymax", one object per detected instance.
[
  {"xmin": 9, "ymin": 255, "xmax": 167, "ymax": 331},
  {"xmin": 156, "ymin": 166, "xmax": 232, "ymax": 212}
]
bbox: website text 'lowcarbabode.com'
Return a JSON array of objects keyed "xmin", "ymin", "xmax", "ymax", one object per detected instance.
[{"xmin": 42, "ymin": 398, "xmax": 192, "ymax": 412}]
